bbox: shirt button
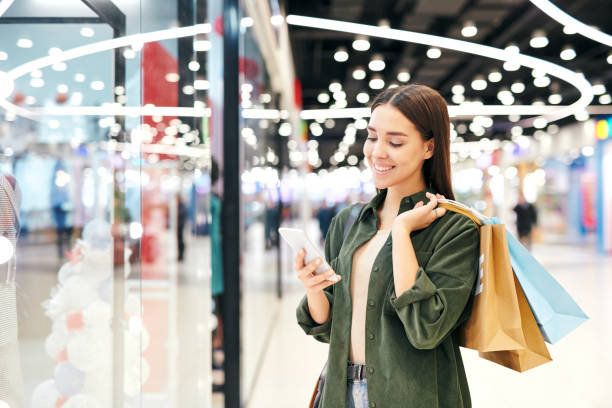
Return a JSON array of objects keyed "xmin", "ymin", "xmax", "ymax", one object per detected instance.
[
  {"xmin": 368, "ymin": 300, "xmax": 375, "ymax": 307},
  {"xmin": 373, "ymin": 266, "xmax": 379, "ymax": 272},
  {"xmin": 368, "ymin": 333, "xmax": 375, "ymax": 340},
  {"xmin": 370, "ymin": 403, "xmax": 377, "ymax": 408},
  {"xmin": 368, "ymin": 367, "xmax": 374, "ymax": 375}
]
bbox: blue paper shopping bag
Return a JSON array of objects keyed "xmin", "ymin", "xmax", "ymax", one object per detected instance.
[{"xmin": 487, "ymin": 218, "xmax": 588, "ymax": 344}]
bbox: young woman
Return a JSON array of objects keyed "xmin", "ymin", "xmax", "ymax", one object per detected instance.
[{"xmin": 296, "ymin": 84, "xmax": 480, "ymax": 407}]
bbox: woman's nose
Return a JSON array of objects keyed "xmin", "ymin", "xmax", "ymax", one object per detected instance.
[{"xmin": 371, "ymin": 141, "xmax": 387, "ymax": 158}]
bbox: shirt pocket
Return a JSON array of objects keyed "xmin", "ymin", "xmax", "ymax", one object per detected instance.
[{"xmin": 383, "ymin": 250, "xmax": 433, "ymax": 315}]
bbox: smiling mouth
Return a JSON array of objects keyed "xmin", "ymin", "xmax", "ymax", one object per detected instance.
[{"xmin": 373, "ymin": 164, "xmax": 395, "ymax": 173}]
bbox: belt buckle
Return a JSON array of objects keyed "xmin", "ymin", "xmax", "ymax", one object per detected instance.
[{"xmin": 357, "ymin": 364, "xmax": 363, "ymax": 380}]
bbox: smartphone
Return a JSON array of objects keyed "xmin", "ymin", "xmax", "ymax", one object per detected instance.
[{"xmin": 278, "ymin": 227, "xmax": 338, "ymax": 282}]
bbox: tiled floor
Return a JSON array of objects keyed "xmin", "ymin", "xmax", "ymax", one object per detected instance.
[{"xmin": 247, "ymin": 238, "xmax": 612, "ymax": 408}]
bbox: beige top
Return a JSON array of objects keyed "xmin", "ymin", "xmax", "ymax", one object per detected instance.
[{"xmin": 349, "ymin": 229, "xmax": 391, "ymax": 364}]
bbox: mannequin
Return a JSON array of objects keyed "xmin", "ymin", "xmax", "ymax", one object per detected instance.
[{"xmin": 0, "ymin": 173, "xmax": 25, "ymax": 407}]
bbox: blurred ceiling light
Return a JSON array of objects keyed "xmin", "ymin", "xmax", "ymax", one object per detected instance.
[
  {"xmin": 74, "ymin": 73, "xmax": 85, "ymax": 82},
  {"xmin": 165, "ymin": 72, "xmax": 180, "ymax": 82},
  {"xmin": 29, "ymin": 78, "xmax": 44, "ymax": 88},
  {"xmin": 560, "ymin": 45, "xmax": 576, "ymax": 60},
  {"xmin": 503, "ymin": 60, "xmax": 520, "ymax": 71},
  {"xmin": 278, "ymin": 122, "xmax": 292, "ymax": 136},
  {"xmin": 194, "ymin": 40, "xmax": 211, "ymax": 52},
  {"xmin": 183, "ymin": 85, "xmax": 195, "ymax": 95},
  {"xmin": 534, "ymin": 76, "xmax": 551, "ymax": 87},
  {"xmin": 488, "ymin": 71, "xmax": 502, "ymax": 82},
  {"xmin": 70, "ymin": 92, "xmax": 83, "ymax": 106},
  {"xmin": 511, "ymin": 81, "xmax": 525, "ymax": 93},
  {"xmin": 451, "ymin": 83, "xmax": 465, "ymax": 94},
  {"xmin": 461, "ymin": 21, "xmax": 477, "ymax": 38},
  {"xmin": 188, "ymin": 60, "xmax": 200, "ymax": 71},
  {"xmin": 335, "ymin": 99, "xmax": 348, "ymax": 108},
  {"xmin": 397, "ymin": 71, "xmax": 410, "ymax": 82},
  {"xmin": 497, "ymin": 88, "xmax": 512, "ymax": 101},
  {"xmin": 317, "ymin": 92, "xmax": 330, "ymax": 103},
  {"xmin": 530, "ymin": 30, "xmax": 549, "ymax": 48},
  {"xmin": 592, "ymin": 82, "xmax": 606, "ymax": 95},
  {"xmin": 90, "ymin": 80, "xmax": 104, "ymax": 91},
  {"xmin": 334, "ymin": 47, "xmax": 349, "ymax": 62},
  {"xmin": 533, "ymin": 117, "xmax": 548, "ymax": 128},
  {"xmin": 471, "ymin": 75, "xmax": 487, "ymax": 91},
  {"xmin": 30, "ymin": 69, "xmax": 42, "ymax": 78},
  {"xmin": 356, "ymin": 92, "xmax": 370, "ymax": 104},
  {"xmin": 599, "ymin": 94, "xmax": 611, "ymax": 104},
  {"xmin": 123, "ymin": 48, "xmax": 136, "ymax": 58},
  {"xmin": 368, "ymin": 75, "xmax": 385, "ymax": 90},
  {"xmin": 505, "ymin": 43, "xmax": 520, "ymax": 53},
  {"xmin": 451, "ymin": 93, "xmax": 465, "ymax": 104},
  {"xmin": 0, "ymin": 51, "xmax": 7, "ymax": 60},
  {"xmin": 333, "ymin": 90, "xmax": 346, "ymax": 100},
  {"xmin": 548, "ymin": 93, "xmax": 562, "ymax": 104},
  {"xmin": 329, "ymin": 81, "xmax": 342, "ymax": 93},
  {"xmin": 57, "ymin": 84, "xmax": 68, "ymax": 93},
  {"xmin": 80, "ymin": 27, "xmax": 95, "ymax": 37},
  {"xmin": 17, "ymin": 38, "xmax": 33, "ymax": 48},
  {"xmin": 368, "ymin": 54, "xmax": 385, "ymax": 71},
  {"xmin": 563, "ymin": 25, "xmax": 577, "ymax": 35},
  {"xmin": 270, "ymin": 15, "xmax": 284, "ymax": 26},
  {"xmin": 352, "ymin": 35, "xmax": 370, "ymax": 51},
  {"xmin": 48, "ymin": 119, "xmax": 60, "ymax": 129},
  {"xmin": 25, "ymin": 96, "xmax": 36, "ymax": 105},
  {"xmin": 529, "ymin": 0, "xmax": 612, "ymax": 47},
  {"xmin": 241, "ymin": 17, "xmax": 254, "ymax": 28},
  {"xmin": 608, "ymin": 52, "xmax": 612, "ymax": 64},
  {"xmin": 427, "ymin": 47, "xmax": 441, "ymax": 59},
  {"xmin": 352, "ymin": 67, "xmax": 366, "ymax": 80},
  {"xmin": 324, "ymin": 119, "xmax": 335, "ymax": 128}
]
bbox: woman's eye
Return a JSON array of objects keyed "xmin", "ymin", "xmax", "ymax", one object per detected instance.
[
  {"xmin": 390, "ymin": 142, "xmax": 403, "ymax": 147},
  {"xmin": 366, "ymin": 137, "xmax": 377, "ymax": 142}
]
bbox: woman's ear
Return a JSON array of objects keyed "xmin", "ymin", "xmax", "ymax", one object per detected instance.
[{"xmin": 424, "ymin": 139, "xmax": 434, "ymax": 159}]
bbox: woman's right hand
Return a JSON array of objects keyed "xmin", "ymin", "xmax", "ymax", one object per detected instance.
[{"xmin": 294, "ymin": 249, "xmax": 341, "ymax": 295}]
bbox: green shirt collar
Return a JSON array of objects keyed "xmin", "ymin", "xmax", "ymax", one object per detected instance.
[{"xmin": 360, "ymin": 187, "xmax": 438, "ymax": 222}]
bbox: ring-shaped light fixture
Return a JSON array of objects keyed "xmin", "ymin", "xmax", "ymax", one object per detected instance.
[
  {"xmin": 530, "ymin": 0, "xmax": 612, "ymax": 47},
  {"xmin": 0, "ymin": 24, "xmax": 213, "ymax": 120},
  {"xmin": 285, "ymin": 15, "xmax": 593, "ymax": 127}
]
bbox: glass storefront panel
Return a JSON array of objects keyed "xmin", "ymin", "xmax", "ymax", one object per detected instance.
[{"xmin": 1, "ymin": 1, "xmax": 217, "ymax": 406}]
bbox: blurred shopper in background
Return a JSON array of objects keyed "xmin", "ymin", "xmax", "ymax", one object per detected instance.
[
  {"xmin": 210, "ymin": 158, "xmax": 224, "ymax": 354},
  {"xmin": 316, "ymin": 199, "xmax": 336, "ymax": 244},
  {"xmin": 295, "ymin": 84, "xmax": 479, "ymax": 408},
  {"xmin": 514, "ymin": 190, "xmax": 538, "ymax": 251}
]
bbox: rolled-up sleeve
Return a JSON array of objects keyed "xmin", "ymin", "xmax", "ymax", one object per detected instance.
[
  {"xmin": 296, "ymin": 287, "xmax": 334, "ymax": 343},
  {"xmin": 389, "ymin": 216, "xmax": 479, "ymax": 350}
]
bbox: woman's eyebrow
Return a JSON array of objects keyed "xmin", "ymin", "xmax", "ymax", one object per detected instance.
[{"xmin": 367, "ymin": 126, "xmax": 408, "ymax": 137}]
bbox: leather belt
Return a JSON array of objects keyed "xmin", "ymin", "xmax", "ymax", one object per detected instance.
[{"xmin": 347, "ymin": 363, "xmax": 367, "ymax": 381}]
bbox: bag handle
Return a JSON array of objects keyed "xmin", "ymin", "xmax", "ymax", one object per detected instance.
[{"xmin": 437, "ymin": 199, "xmax": 486, "ymax": 227}]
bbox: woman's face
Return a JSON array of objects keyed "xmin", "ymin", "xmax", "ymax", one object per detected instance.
[{"xmin": 363, "ymin": 103, "xmax": 433, "ymax": 191}]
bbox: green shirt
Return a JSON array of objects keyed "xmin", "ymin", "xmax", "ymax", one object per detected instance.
[{"xmin": 297, "ymin": 188, "xmax": 480, "ymax": 408}]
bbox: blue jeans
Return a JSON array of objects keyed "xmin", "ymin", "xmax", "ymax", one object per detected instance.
[{"xmin": 346, "ymin": 379, "xmax": 369, "ymax": 408}]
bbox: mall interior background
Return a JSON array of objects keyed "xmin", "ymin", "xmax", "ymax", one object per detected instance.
[{"xmin": 0, "ymin": 0, "xmax": 611, "ymax": 407}]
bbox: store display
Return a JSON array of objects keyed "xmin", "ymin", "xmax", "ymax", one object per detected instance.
[{"xmin": 33, "ymin": 219, "xmax": 149, "ymax": 407}]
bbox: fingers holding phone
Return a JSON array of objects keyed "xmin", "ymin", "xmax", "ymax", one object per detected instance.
[{"xmin": 294, "ymin": 249, "xmax": 341, "ymax": 293}]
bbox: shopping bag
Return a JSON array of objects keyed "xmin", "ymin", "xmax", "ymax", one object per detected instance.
[
  {"xmin": 458, "ymin": 223, "xmax": 528, "ymax": 352},
  {"xmin": 479, "ymin": 274, "xmax": 552, "ymax": 372},
  {"xmin": 504, "ymin": 228, "xmax": 588, "ymax": 344}
]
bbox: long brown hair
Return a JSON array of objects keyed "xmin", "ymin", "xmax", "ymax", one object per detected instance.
[{"xmin": 370, "ymin": 84, "xmax": 455, "ymax": 200}]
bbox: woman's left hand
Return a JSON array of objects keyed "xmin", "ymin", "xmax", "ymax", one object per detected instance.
[{"xmin": 392, "ymin": 192, "xmax": 446, "ymax": 234}]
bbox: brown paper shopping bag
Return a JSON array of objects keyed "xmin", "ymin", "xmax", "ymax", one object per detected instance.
[
  {"xmin": 459, "ymin": 224, "xmax": 528, "ymax": 352},
  {"xmin": 478, "ymin": 275, "xmax": 553, "ymax": 372}
]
